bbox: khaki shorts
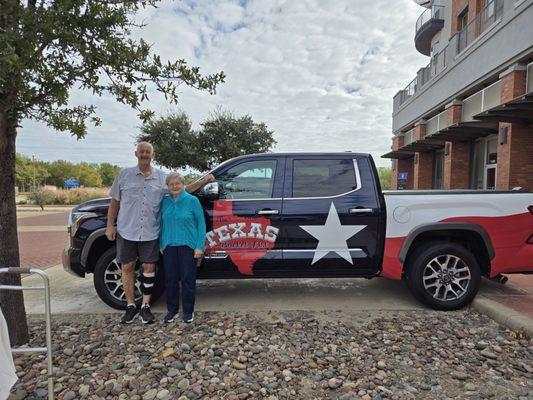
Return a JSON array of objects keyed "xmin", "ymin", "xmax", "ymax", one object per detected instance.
[{"xmin": 116, "ymin": 233, "xmax": 160, "ymax": 264}]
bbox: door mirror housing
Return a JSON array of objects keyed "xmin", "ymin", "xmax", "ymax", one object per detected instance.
[{"xmin": 203, "ymin": 182, "xmax": 219, "ymax": 199}]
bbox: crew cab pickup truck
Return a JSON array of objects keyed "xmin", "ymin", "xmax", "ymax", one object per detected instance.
[{"xmin": 62, "ymin": 153, "xmax": 533, "ymax": 310}]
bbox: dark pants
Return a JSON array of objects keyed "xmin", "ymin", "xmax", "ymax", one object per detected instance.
[{"xmin": 162, "ymin": 246, "xmax": 197, "ymax": 316}]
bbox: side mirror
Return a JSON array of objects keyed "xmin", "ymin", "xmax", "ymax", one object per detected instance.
[{"xmin": 203, "ymin": 182, "xmax": 219, "ymax": 199}]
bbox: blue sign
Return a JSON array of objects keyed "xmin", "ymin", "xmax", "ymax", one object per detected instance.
[
  {"xmin": 65, "ymin": 178, "xmax": 79, "ymax": 189},
  {"xmin": 398, "ymin": 172, "xmax": 409, "ymax": 180}
]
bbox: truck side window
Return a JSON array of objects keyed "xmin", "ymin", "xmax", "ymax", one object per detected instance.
[
  {"xmin": 217, "ymin": 159, "xmax": 277, "ymax": 199},
  {"xmin": 292, "ymin": 159, "xmax": 358, "ymax": 198}
]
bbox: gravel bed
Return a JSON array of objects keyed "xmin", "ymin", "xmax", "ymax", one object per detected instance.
[{"xmin": 8, "ymin": 310, "xmax": 533, "ymax": 400}]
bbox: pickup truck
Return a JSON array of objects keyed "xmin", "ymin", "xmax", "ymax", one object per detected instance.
[{"xmin": 62, "ymin": 152, "xmax": 533, "ymax": 310}]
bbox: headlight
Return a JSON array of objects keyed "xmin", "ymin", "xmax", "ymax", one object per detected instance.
[{"xmin": 69, "ymin": 211, "xmax": 98, "ymax": 237}]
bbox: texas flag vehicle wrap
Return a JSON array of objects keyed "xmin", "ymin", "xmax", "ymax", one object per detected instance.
[{"xmin": 205, "ymin": 200, "xmax": 279, "ymax": 275}]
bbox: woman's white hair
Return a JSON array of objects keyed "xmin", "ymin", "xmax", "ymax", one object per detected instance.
[{"xmin": 166, "ymin": 172, "xmax": 185, "ymax": 185}]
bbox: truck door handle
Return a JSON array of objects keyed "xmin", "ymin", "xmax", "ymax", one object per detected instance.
[
  {"xmin": 349, "ymin": 208, "xmax": 373, "ymax": 215},
  {"xmin": 257, "ymin": 209, "xmax": 280, "ymax": 215}
]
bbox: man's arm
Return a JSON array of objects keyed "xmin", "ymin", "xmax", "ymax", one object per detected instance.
[
  {"xmin": 185, "ymin": 174, "xmax": 215, "ymax": 194},
  {"xmin": 105, "ymin": 198, "xmax": 119, "ymax": 241}
]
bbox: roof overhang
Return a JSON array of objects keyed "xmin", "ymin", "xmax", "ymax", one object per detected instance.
[{"xmin": 381, "ymin": 150, "xmax": 415, "ymax": 159}]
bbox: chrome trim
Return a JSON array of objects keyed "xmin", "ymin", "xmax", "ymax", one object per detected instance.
[
  {"xmin": 203, "ymin": 251, "xmax": 229, "ymax": 259},
  {"xmin": 284, "ymin": 159, "xmax": 362, "ymax": 200},
  {"xmin": 257, "ymin": 209, "xmax": 280, "ymax": 215},
  {"xmin": 349, "ymin": 208, "xmax": 373, "ymax": 214},
  {"xmin": 269, "ymin": 248, "xmax": 363, "ymax": 253},
  {"xmin": 216, "ymin": 197, "xmax": 283, "ymax": 202}
]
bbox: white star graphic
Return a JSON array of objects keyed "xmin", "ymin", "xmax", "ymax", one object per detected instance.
[{"xmin": 300, "ymin": 203, "xmax": 367, "ymax": 265}]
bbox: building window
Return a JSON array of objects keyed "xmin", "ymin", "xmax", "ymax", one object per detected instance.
[
  {"xmin": 458, "ymin": 6, "xmax": 469, "ymax": 31},
  {"xmin": 432, "ymin": 150, "xmax": 444, "ymax": 189}
]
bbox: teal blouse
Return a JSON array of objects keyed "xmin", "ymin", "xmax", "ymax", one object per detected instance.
[{"xmin": 160, "ymin": 190, "xmax": 206, "ymax": 251}]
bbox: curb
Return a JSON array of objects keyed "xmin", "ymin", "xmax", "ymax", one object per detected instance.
[{"xmin": 471, "ymin": 296, "xmax": 533, "ymax": 337}]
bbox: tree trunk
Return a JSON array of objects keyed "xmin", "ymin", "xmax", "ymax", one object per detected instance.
[{"xmin": 0, "ymin": 105, "xmax": 29, "ymax": 346}]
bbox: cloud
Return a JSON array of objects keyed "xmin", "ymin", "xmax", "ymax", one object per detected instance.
[{"xmin": 17, "ymin": 0, "xmax": 428, "ymax": 168}]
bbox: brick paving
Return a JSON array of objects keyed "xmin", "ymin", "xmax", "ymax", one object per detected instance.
[{"xmin": 16, "ymin": 210, "xmax": 69, "ymax": 270}]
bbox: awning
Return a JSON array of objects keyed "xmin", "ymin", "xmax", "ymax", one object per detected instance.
[
  {"xmin": 400, "ymin": 139, "xmax": 444, "ymax": 152},
  {"xmin": 381, "ymin": 150, "xmax": 415, "ymax": 159},
  {"xmin": 473, "ymin": 92, "xmax": 533, "ymax": 124},
  {"xmin": 426, "ymin": 120, "xmax": 498, "ymax": 141}
]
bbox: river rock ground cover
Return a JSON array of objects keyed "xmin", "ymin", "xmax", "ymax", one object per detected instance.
[{"xmin": 8, "ymin": 310, "xmax": 532, "ymax": 400}]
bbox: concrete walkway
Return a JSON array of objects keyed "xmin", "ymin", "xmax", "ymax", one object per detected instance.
[{"xmin": 22, "ymin": 265, "xmax": 425, "ymax": 315}]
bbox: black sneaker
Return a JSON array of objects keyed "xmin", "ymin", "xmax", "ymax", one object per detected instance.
[
  {"xmin": 164, "ymin": 312, "xmax": 177, "ymax": 324},
  {"xmin": 183, "ymin": 313, "xmax": 194, "ymax": 324},
  {"xmin": 121, "ymin": 305, "xmax": 138, "ymax": 324},
  {"xmin": 139, "ymin": 305, "xmax": 155, "ymax": 324}
]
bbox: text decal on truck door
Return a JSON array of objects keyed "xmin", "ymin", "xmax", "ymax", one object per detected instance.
[{"xmin": 205, "ymin": 200, "xmax": 279, "ymax": 275}]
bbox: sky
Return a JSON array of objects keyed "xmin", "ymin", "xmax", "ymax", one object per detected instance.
[{"xmin": 16, "ymin": 0, "xmax": 429, "ymax": 169}]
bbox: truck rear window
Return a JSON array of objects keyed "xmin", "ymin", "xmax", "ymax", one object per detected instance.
[{"xmin": 292, "ymin": 159, "xmax": 358, "ymax": 198}]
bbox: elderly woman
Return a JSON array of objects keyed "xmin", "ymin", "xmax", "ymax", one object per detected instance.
[{"xmin": 160, "ymin": 172, "xmax": 206, "ymax": 323}]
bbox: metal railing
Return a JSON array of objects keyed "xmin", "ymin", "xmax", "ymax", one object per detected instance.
[
  {"xmin": 395, "ymin": 0, "xmax": 504, "ymax": 112},
  {"xmin": 461, "ymin": 80, "xmax": 502, "ymax": 122},
  {"xmin": 416, "ymin": 4, "xmax": 445, "ymax": 32},
  {"xmin": 0, "ymin": 268, "xmax": 53, "ymax": 400},
  {"xmin": 403, "ymin": 128, "xmax": 416, "ymax": 145},
  {"xmin": 456, "ymin": 0, "xmax": 504, "ymax": 54},
  {"xmin": 426, "ymin": 109, "xmax": 448, "ymax": 136}
]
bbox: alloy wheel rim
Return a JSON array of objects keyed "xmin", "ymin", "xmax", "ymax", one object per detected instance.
[
  {"xmin": 103, "ymin": 258, "xmax": 142, "ymax": 302},
  {"xmin": 423, "ymin": 254, "xmax": 471, "ymax": 301}
]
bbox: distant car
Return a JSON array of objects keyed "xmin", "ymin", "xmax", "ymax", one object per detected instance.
[{"xmin": 62, "ymin": 152, "xmax": 533, "ymax": 310}]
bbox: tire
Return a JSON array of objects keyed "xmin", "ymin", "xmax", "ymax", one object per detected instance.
[
  {"xmin": 93, "ymin": 246, "xmax": 164, "ymax": 310},
  {"xmin": 405, "ymin": 241, "xmax": 481, "ymax": 311}
]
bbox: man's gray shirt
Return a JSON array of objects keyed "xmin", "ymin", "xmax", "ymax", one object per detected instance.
[{"xmin": 109, "ymin": 166, "xmax": 167, "ymax": 242}]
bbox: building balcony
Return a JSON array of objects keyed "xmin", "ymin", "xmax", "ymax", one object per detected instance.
[
  {"xmin": 393, "ymin": 0, "xmax": 507, "ymax": 118},
  {"xmin": 415, "ymin": 5, "xmax": 445, "ymax": 56},
  {"xmin": 392, "ymin": 0, "xmax": 533, "ymax": 133}
]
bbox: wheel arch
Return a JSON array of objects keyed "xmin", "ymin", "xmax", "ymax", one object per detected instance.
[
  {"xmin": 399, "ymin": 222, "xmax": 494, "ymax": 277},
  {"xmin": 81, "ymin": 228, "xmax": 115, "ymax": 273}
]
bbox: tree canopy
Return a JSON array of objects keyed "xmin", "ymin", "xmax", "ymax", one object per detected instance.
[
  {"xmin": 138, "ymin": 109, "xmax": 277, "ymax": 171},
  {"xmin": 0, "ymin": 0, "xmax": 224, "ymax": 345}
]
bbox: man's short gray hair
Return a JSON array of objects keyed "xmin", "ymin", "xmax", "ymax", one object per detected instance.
[{"xmin": 166, "ymin": 172, "xmax": 185, "ymax": 185}]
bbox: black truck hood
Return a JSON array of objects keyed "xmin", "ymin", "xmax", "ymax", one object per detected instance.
[{"xmin": 73, "ymin": 197, "xmax": 111, "ymax": 215}]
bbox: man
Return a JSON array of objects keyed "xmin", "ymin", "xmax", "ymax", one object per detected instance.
[{"xmin": 106, "ymin": 142, "xmax": 213, "ymax": 324}]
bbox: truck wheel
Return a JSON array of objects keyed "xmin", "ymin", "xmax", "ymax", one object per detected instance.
[
  {"xmin": 93, "ymin": 247, "xmax": 164, "ymax": 310},
  {"xmin": 405, "ymin": 242, "xmax": 481, "ymax": 310}
]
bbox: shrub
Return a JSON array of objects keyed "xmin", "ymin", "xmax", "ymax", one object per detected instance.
[
  {"xmin": 27, "ymin": 187, "xmax": 109, "ymax": 206},
  {"xmin": 27, "ymin": 188, "xmax": 56, "ymax": 210}
]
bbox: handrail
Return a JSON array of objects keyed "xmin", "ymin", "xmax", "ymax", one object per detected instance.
[{"xmin": 416, "ymin": 5, "xmax": 445, "ymax": 32}]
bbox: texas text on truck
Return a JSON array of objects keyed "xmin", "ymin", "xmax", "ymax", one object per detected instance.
[{"xmin": 62, "ymin": 153, "xmax": 533, "ymax": 310}]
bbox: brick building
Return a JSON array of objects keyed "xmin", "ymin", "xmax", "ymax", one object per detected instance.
[{"xmin": 383, "ymin": 0, "xmax": 533, "ymax": 191}]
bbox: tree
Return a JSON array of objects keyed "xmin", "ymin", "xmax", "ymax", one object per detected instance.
[
  {"xmin": 197, "ymin": 109, "xmax": 276, "ymax": 170},
  {"xmin": 77, "ymin": 163, "xmax": 103, "ymax": 187},
  {"xmin": 15, "ymin": 154, "xmax": 49, "ymax": 191},
  {"xmin": 140, "ymin": 109, "xmax": 277, "ymax": 171},
  {"xmin": 98, "ymin": 163, "xmax": 121, "ymax": 187},
  {"xmin": 0, "ymin": 1, "xmax": 224, "ymax": 345},
  {"xmin": 138, "ymin": 111, "xmax": 199, "ymax": 170},
  {"xmin": 378, "ymin": 167, "xmax": 392, "ymax": 190}
]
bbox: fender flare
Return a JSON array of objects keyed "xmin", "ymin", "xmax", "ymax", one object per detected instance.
[
  {"xmin": 398, "ymin": 222, "xmax": 495, "ymax": 264},
  {"xmin": 81, "ymin": 227, "xmax": 108, "ymax": 267}
]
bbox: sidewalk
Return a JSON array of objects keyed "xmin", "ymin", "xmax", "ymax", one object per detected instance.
[{"xmin": 473, "ymin": 274, "xmax": 533, "ymax": 336}]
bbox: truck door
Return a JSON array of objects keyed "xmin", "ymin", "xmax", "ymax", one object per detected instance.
[
  {"xmin": 199, "ymin": 156, "xmax": 285, "ymax": 278},
  {"xmin": 279, "ymin": 155, "xmax": 382, "ymax": 276}
]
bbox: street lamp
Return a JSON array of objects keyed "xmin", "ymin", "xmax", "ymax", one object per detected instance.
[{"xmin": 32, "ymin": 154, "xmax": 36, "ymax": 191}]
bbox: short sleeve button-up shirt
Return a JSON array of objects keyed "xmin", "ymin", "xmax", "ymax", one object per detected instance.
[{"xmin": 109, "ymin": 166, "xmax": 167, "ymax": 242}]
